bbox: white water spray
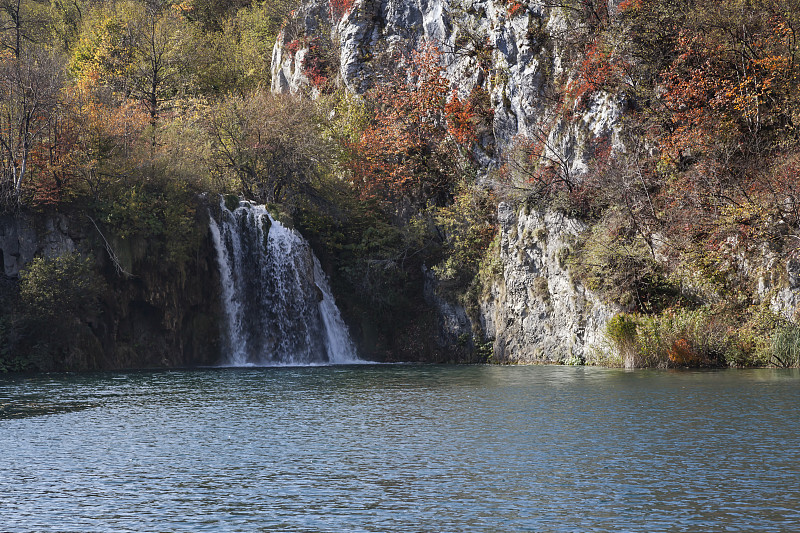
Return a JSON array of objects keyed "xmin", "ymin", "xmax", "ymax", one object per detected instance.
[{"xmin": 210, "ymin": 198, "xmax": 359, "ymax": 365}]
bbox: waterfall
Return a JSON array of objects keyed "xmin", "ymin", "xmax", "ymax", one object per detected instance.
[{"xmin": 209, "ymin": 198, "xmax": 360, "ymax": 366}]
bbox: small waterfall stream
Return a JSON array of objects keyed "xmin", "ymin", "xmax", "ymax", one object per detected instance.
[{"xmin": 209, "ymin": 199, "xmax": 359, "ymax": 365}]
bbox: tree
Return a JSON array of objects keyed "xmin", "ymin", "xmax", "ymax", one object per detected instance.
[
  {"xmin": 130, "ymin": 2, "xmax": 186, "ymax": 132},
  {"xmin": 0, "ymin": 0, "xmax": 49, "ymax": 59},
  {"xmin": 0, "ymin": 0, "xmax": 63, "ymax": 207},
  {"xmin": 349, "ymin": 43, "xmax": 478, "ymax": 212},
  {"xmin": 70, "ymin": 1, "xmax": 188, "ymax": 144},
  {"xmin": 207, "ymin": 90, "xmax": 333, "ymax": 209},
  {"xmin": 57, "ymin": 72, "xmax": 149, "ymax": 201}
]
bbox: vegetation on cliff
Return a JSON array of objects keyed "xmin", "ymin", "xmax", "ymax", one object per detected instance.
[
  {"xmin": 505, "ymin": 0, "xmax": 800, "ymax": 367},
  {"xmin": 0, "ymin": 0, "xmax": 494, "ymax": 369},
  {"xmin": 1, "ymin": 0, "xmax": 799, "ymax": 369}
]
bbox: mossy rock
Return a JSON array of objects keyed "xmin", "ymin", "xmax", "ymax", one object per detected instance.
[{"xmin": 224, "ymin": 194, "xmax": 241, "ymax": 212}]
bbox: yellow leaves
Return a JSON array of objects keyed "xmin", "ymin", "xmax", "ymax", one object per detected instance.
[{"xmin": 174, "ymin": 2, "xmax": 195, "ymax": 15}]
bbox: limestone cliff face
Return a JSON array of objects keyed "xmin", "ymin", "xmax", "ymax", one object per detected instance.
[
  {"xmin": 271, "ymin": 0, "xmax": 623, "ymax": 360},
  {"xmin": 481, "ymin": 203, "xmax": 617, "ymax": 363},
  {"xmin": 271, "ymin": 0, "xmax": 800, "ymax": 362},
  {"xmin": 271, "ymin": 0, "xmax": 621, "ymax": 168}
]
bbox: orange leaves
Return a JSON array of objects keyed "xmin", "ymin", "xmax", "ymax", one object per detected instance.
[
  {"xmin": 566, "ymin": 39, "xmax": 630, "ymax": 110},
  {"xmin": 617, "ymin": 0, "xmax": 642, "ymax": 12},
  {"xmin": 66, "ymin": 75, "xmax": 148, "ymax": 151},
  {"xmin": 173, "ymin": 2, "xmax": 195, "ymax": 15},
  {"xmin": 667, "ymin": 338, "xmax": 700, "ymax": 366},
  {"xmin": 444, "ymin": 90, "xmax": 478, "ymax": 146},
  {"xmin": 28, "ymin": 117, "xmax": 78, "ymax": 208},
  {"xmin": 348, "ymin": 43, "xmax": 480, "ymax": 209},
  {"xmin": 29, "ymin": 74, "xmax": 150, "ymax": 205},
  {"xmin": 642, "ymin": 5, "xmax": 800, "ymax": 258},
  {"xmin": 655, "ymin": 10, "xmax": 800, "ymax": 182}
]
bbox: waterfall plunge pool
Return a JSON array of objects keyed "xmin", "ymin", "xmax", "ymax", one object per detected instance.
[{"xmin": 2, "ymin": 365, "xmax": 799, "ymax": 532}]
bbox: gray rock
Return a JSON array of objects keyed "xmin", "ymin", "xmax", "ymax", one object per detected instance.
[
  {"xmin": 480, "ymin": 202, "xmax": 617, "ymax": 363},
  {"xmin": 269, "ymin": 0, "xmax": 800, "ymax": 357},
  {"xmin": 422, "ymin": 265, "xmax": 473, "ymax": 350},
  {"xmin": 272, "ymin": 0, "xmax": 622, "ymax": 165},
  {"xmin": 0, "ymin": 213, "xmax": 78, "ymax": 278}
]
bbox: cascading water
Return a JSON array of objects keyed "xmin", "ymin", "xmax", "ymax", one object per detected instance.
[{"xmin": 209, "ymin": 199, "xmax": 359, "ymax": 365}]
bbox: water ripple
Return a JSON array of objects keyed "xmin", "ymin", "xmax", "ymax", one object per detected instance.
[{"xmin": 1, "ymin": 366, "xmax": 799, "ymax": 532}]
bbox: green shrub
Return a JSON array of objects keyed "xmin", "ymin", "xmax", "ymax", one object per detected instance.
[
  {"xmin": 569, "ymin": 211, "xmax": 678, "ymax": 312},
  {"xmin": 604, "ymin": 308, "xmax": 740, "ymax": 368},
  {"xmin": 100, "ymin": 180, "xmax": 201, "ymax": 268},
  {"xmin": 20, "ymin": 253, "xmax": 104, "ymax": 322},
  {"xmin": 640, "ymin": 309, "xmax": 734, "ymax": 367},
  {"xmin": 477, "ymin": 232, "xmax": 503, "ymax": 289},
  {"xmin": 605, "ymin": 313, "xmax": 638, "ymax": 367},
  {"xmin": 17, "ymin": 253, "xmax": 106, "ymax": 371},
  {"xmin": 432, "ymin": 182, "xmax": 497, "ymax": 288}
]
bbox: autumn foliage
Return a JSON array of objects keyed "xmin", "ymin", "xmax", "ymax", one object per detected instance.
[
  {"xmin": 567, "ymin": 39, "xmax": 630, "ymax": 109},
  {"xmin": 329, "ymin": 0, "xmax": 355, "ymax": 21},
  {"xmin": 507, "ymin": 1, "xmax": 525, "ymax": 17},
  {"xmin": 348, "ymin": 43, "xmax": 478, "ymax": 209}
]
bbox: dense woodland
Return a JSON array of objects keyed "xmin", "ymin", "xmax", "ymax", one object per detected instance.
[{"xmin": 1, "ymin": 0, "xmax": 799, "ymax": 370}]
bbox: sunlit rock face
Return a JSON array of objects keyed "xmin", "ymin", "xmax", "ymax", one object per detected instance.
[
  {"xmin": 270, "ymin": 0, "xmax": 625, "ymax": 360},
  {"xmin": 269, "ymin": 0, "xmax": 624, "ymax": 361},
  {"xmin": 480, "ymin": 202, "xmax": 618, "ymax": 364},
  {"xmin": 271, "ymin": 0, "xmax": 622, "ymax": 166},
  {"xmin": 270, "ymin": 0, "xmax": 800, "ymax": 360}
]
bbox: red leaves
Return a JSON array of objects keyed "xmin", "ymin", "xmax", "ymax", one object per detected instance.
[
  {"xmin": 507, "ymin": 1, "xmax": 525, "ymax": 17},
  {"xmin": 286, "ymin": 39, "xmax": 302, "ymax": 56},
  {"xmin": 329, "ymin": 0, "xmax": 355, "ymax": 22},
  {"xmin": 566, "ymin": 39, "xmax": 630, "ymax": 110},
  {"xmin": 348, "ymin": 43, "xmax": 480, "ymax": 208},
  {"xmin": 660, "ymin": 13, "xmax": 799, "ymax": 161},
  {"xmin": 299, "ymin": 38, "xmax": 333, "ymax": 92},
  {"xmin": 444, "ymin": 90, "xmax": 478, "ymax": 146}
]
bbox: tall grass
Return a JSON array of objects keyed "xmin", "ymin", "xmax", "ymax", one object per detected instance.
[
  {"xmin": 603, "ymin": 309, "xmax": 734, "ymax": 368},
  {"xmin": 770, "ymin": 324, "xmax": 800, "ymax": 367}
]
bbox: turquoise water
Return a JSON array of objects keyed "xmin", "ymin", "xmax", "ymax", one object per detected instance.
[{"xmin": 1, "ymin": 365, "xmax": 799, "ymax": 532}]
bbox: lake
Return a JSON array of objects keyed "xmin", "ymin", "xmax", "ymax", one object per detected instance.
[{"xmin": 1, "ymin": 365, "xmax": 799, "ymax": 532}]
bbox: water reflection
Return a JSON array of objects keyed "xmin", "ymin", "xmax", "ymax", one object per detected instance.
[
  {"xmin": 1, "ymin": 366, "xmax": 799, "ymax": 532},
  {"xmin": 0, "ymin": 399, "xmax": 98, "ymax": 419}
]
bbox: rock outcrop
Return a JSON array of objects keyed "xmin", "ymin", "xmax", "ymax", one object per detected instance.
[
  {"xmin": 271, "ymin": 0, "xmax": 621, "ymax": 167},
  {"xmin": 0, "ymin": 213, "xmax": 78, "ymax": 277},
  {"xmin": 0, "ymin": 206, "xmax": 222, "ymax": 371},
  {"xmin": 270, "ymin": 0, "xmax": 626, "ymax": 360},
  {"xmin": 480, "ymin": 202, "xmax": 617, "ymax": 363},
  {"xmin": 271, "ymin": 0, "xmax": 800, "ymax": 363}
]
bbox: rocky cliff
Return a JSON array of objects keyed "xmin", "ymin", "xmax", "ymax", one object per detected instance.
[
  {"xmin": 270, "ymin": 0, "xmax": 800, "ymax": 365},
  {"xmin": 271, "ymin": 0, "xmax": 623, "ymax": 361},
  {"xmin": 480, "ymin": 202, "xmax": 617, "ymax": 363},
  {"xmin": 272, "ymin": 0, "xmax": 621, "ymax": 168}
]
